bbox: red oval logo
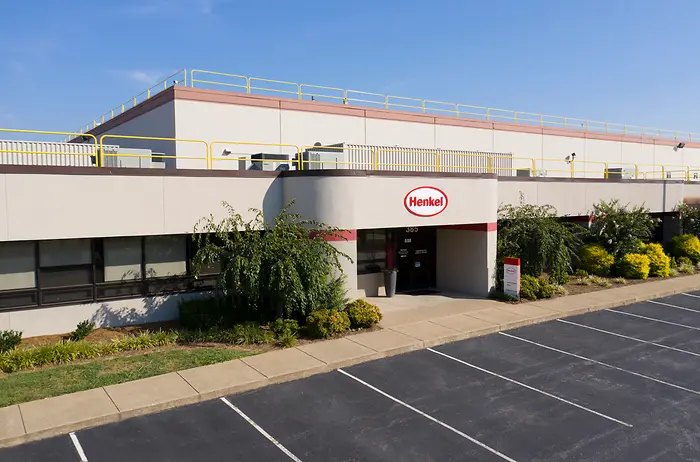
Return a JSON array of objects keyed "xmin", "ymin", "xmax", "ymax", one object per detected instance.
[
  {"xmin": 404, "ymin": 186, "xmax": 448, "ymax": 217},
  {"xmin": 506, "ymin": 267, "xmax": 516, "ymax": 274}
]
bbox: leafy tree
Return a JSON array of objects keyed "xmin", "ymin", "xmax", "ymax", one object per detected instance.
[
  {"xmin": 589, "ymin": 199, "xmax": 658, "ymax": 258},
  {"xmin": 497, "ymin": 194, "xmax": 580, "ymax": 285},
  {"xmin": 676, "ymin": 202, "xmax": 700, "ymax": 236},
  {"xmin": 191, "ymin": 200, "xmax": 351, "ymax": 322}
]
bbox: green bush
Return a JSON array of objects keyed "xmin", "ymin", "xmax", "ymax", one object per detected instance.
[
  {"xmin": 579, "ymin": 244, "xmax": 614, "ymax": 276},
  {"xmin": 306, "ymin": 309, "xmax": 351, "ymax": 339},
  {"xmin": 574, "ymin": 269, "xmax": 589, "ymax": 278},
  {"xmin": 670, "ymin": 234, "xmax": 700, "ymax": 264},
  {"xmin": 641, "ymin": 243, "xmax": 671, "ymax": 278},
  {"xmin": 69, "ymin": 320, "xmax": 95, "ymax": 342},
  {"xmin": 488, "ymin": 291, "xmax": 519, "ymax": 302},
  {"xmin": 620, "ymin": 254, "xmax": 651, "ymax": 279},
  {"xmin": 277, "ymin": 332, "xmax": 297, "ymax": 348},
  {"xmin": 519, "ymin": 275, "xmax": 540, "ymax": 300},
  {"xmin": 679, "ymin": 263, "xmax": 696, "ymax": 274},
  {"xmin": 270, "ymin": 319, "xmax": 300, "ymax": 338},
  {"xmin": 0, "ymin": 330, "xmax": 22, "ymax": 354},
  {"xmin": 177, "ymin": 324, "xmax": 274, "ymax": 345},
  {"xmin": 537, "ymin": 280, "xmax": 556, "ymax": 299},
  {"xmin": 179, "ymin": 297, "xmax": 229, "ymax": 330},
  {"xmin": 589, "ymin": 199, "xmax": 658, "ymax": 257},
  {"xmin": 346, "ymin": 300, "xmax": 382, "ymax": 328},
  {"xmin": 497, "ymin": 195, "xmax": 580, "ymax": 285},
  {"xmin": 679, "ymin": 256, "xmax": 693, "ymax": 266}
]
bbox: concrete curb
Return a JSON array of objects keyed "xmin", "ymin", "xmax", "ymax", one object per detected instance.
[{"xmin": 1, "ymin": 275, "xmax": 699, "ymax": 449}]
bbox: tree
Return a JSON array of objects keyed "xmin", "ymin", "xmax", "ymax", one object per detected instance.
[
  {"xmin": 589, "ymin": 199, "xmax": 659, "ymax": 258},
  {"xmin": 497, "ymin": 194, "xmax": 580, "ymax": 285},
  {"xmin": 676, "ymin": 202, "xmax": 700, "ymax": 237},
  {"xmin": 191, "ymin": 200, "xmax": 352, "ymax": 322}
]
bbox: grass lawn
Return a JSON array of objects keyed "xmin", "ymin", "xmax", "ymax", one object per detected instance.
[{"xmin": 0, "ymin": 346, "xmax": 252, "ymax": 408}]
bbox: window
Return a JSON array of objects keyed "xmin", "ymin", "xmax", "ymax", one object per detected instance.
[
  {"xmin": 39, "ymin": 239, "xmax": 94, "ymax": 305},
  {"xmin": 97, "ymin": 237, "xmax": 143, "ymax": 300},
  {"xmin": 357, "ymin": 229, "xmax": 387, "ymax": 274},
  {"xmin": 0, "ymin": 242, "xmax": 37, "ymax": 310},
  {"xmin": 0, "ymin": 234, "xmax": 222, "ymax": 310},
  {"xmin": 145, "ymin": 236, "xmax": 189, "ymax": 293}
]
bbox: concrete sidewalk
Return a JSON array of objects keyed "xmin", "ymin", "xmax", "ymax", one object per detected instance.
[{"xmin": 2, "ymin": 274, "xmax": 700, "ymax": 448}]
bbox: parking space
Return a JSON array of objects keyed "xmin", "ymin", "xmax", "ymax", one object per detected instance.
[{"xmin": 6, "ymin": 291, "xmax": 700, "ymax": 460}]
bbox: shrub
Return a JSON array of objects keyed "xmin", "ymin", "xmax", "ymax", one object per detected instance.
[
  {"xmin": 270, "ymin": 319, "xmax": 300, "ymax": 338},
  {"xmin": 670, "ymin": 257, "xmax": 678, "ymax": 269},
  {"xmin": 70, "ymin": 320, "xmax": 95, "ymax": 342},
  {"xmin": 277, "ymin": 332, "xmax": 297, "ymax": 348},
  {"xmin": 677, "ymin": 202, "xmax": 700, "ymax": 236},
  {"xmin": 679, "ymin": 256, "xmax": 693, "ymax": 266},
  {"xmin": 537, "ymin": 280, "xmax": 556, "ymax": 299},
  {"xmin": 641, "ymin": 243, "xmax": 671, "ymax": 278},
  {"xmin": 191, "ymin": 200, "xmax": 352, "ymax": 321},
  {"xmin": 574, "ymin": 269, "xmax": 589, "ymax": 278},
  {"xmin": 589, "ymin": 199, "xmax": 659, "ymax": 258},
  {"xmin": 613, "ymin": 277, "xmax": 627, "ymax": 285},
  {"xmin": 306, "ymin": 309, "xmax": 351, "ymax": 339},
  {"xmin": 553, "ymin": 285, "xmax": 568, "ymax": 296},
  {"xmin": 497, "ymin": 194, "xmax": 581, "ymax": 285},
  {"xmin": 670, "ymin": 234, "xmax": 700, "ymax": 264},
  {"xmin": 679, "ymin": 263, "xmax": 696, "ymax": 274},
  {"xmin": 346, "ymin": 299, "xmax": 383, "ymax": 328},
  {"xmin": 488, "ymin": 291, "xmax": 519, "ymax": 302},
  {"xmin": 620, "ymin": 254, "xmax": 651, "ymax": 279},
  {"xmin": 578, "ymin": 244, "xmax": 614, "ymax": 276},
  {"xmin": 179, "ymin": 297, "xmax": 229, "ymax": 330},
  {"xmin": 0, "ymin": 330, "xmax": 22, "ymax": 354},
  {"xmin": 519, "ymin": 275, "xmax": 540, "ymax": 300}
]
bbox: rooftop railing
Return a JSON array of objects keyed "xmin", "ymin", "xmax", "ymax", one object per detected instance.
[{"xmin": 68, "ymin": 68, "xmax": 699, "ymax": 144}]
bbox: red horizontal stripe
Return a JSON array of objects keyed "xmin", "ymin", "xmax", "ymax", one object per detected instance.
[
  {"xmin": 503, "ymin": 257, "xmax": 520, "ymax": 265},
  {"xmin": 312, "ymin": 230, "xmax": 357, "ymax": 241},
  {"xmin": 440, "ymin": 222, "xmax": 497, "ymax": 232}
]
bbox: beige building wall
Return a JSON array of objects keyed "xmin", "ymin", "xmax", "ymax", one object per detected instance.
[
  {"xmin": 498, "ymin": 179, "xmax": 685, "ymax": 216},
  {"xmin": 436, "ymin": 229, "xmax": 497, "ymax": 296},
  {"xmin": 0, "ymin": 293, "xmax": 203, "ymax": 338}
]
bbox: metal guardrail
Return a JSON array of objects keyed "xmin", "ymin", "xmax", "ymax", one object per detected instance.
[
  {"xmin": 4, "ymin": 127, "xmax": 700, "ymax": 181},
  {"xmin": 186, "ymin": 69, "xmax": 700, "ymax": 142}
]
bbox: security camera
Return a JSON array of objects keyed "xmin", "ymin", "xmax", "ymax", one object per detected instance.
[
  {"xmin": 222, "ymin": 149, "xmax": 231, "ymax": 156},
  {"xmin": 677, "ymin": 142, "xmax": 686, "ymax": 149}
]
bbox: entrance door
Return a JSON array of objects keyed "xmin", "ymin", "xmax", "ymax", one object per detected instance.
[{"xmin": 395, "ymin": 227, "xmax": 436, "ymax": 293}]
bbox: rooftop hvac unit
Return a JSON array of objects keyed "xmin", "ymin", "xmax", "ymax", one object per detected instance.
[
  {"xmin": 606, "ymin": 167, "xmax": 635, "ymax": 180},
  {"xmin": 238, "ymin": 153, "xmax": 290, "ymax": 171},
  {"xmin": 515, "ymin": 168, "xmax": 531, "ymax": 177},
  {"xmin": 99, "ymin": 147, "xmax": 168, "ymax": 169},
  {"xmin": 301, "ymin": 148, "xmax": 347, "ymax": 170}
]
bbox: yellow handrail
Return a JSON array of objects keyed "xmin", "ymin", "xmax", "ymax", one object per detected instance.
[
  {"xmin": 99, "ymin": 134, "xmax": 208, "ymax": 169},
  {"xmin": 210, "ymin": 141, "xmax": 301, "ymax": 170},
  {"xmin": 176, "ymin": 69, "xmax": 700, "ymax": 143},
  {"xmin": 1, "ymin": 128, "xmax": 98, "ymax": 164}
]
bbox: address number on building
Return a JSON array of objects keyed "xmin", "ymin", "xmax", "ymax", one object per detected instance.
[{"xmin": 406, "ymin": 227, "xmax": 419, "ymax": 233}]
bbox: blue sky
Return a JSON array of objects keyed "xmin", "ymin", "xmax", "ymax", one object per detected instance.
[{"xmin": 1, "ymin": 0, "xmax": 700, "ymax": 136}]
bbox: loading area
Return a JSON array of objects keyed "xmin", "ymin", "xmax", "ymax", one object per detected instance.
[{"xmin": 6, "ymin": 291, "xmax": 700, "ymax": 461}]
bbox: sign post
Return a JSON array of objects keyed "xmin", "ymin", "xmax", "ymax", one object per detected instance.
[{"xmin": 503, "ymin": 257, "xmax": 521, "ymax": 298}]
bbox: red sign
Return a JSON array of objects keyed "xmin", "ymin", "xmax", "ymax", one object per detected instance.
[{"xmin": 404, "ymin": 186, "xmax": 448, "ymax": 217}]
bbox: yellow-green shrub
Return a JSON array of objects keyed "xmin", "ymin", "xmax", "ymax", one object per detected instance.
[
  {"xmin": 620, "ymin": 253, "xmax": 651, "ymax": 279},
  {"xmin": 346, "ymin": 300, "xmax": 382, "ymax": 328},
  {"xmin": 578, "ymin": 244, "xmax": 614, "ymax": 276},
  {"xmin": 641, "ymin": 243, "xmax": 670, "ymax": 277},
  {"xmin": 670, "ymin": 234, "xmax": 700, "ymax": 264},
  {"xmin": 306, "ymin": 309, "xmax": 351, "ymax": 339}
]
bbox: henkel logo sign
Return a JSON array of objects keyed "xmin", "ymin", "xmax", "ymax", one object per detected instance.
[{"xmin": 404, "ymin": 186, "xmax": 448, "ymax": 217}]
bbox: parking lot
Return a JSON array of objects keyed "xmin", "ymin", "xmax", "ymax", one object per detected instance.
[{"xmin": 6, "ymin": 291, "xmax": 700, "ymax": 461}]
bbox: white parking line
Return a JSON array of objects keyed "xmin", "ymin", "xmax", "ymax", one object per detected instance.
[
  {"xmin": 648, "ymin": 299, "xmax": 700, "ymax": 314},
  {"xmin": 220, "ymin": 397, "xmax": 302, "ymax": 462},
  {"xmin": 69, "ymin": 432, "xmax": 88, "ymax": 462},
  {"xmin": 336, "ymin": 368, "xmax": 517, "ymax": 462},
  {"xmin": 426, "ymin": 347, "xmax": 632, "ymax": 427},
  {"xmin": 605, "ymin": 309, "xmax": 700, "ymax": 331},
  {"xmin": 499, "ymin": 332, "xmax": 700, "ymax": 397},
  {"xmin": 682, "ymin": 293, "xmax": 700, "ymax": 300},
  {"xmin": 558, "ymin": 319, "xmax": 700, "ymax": 358}
]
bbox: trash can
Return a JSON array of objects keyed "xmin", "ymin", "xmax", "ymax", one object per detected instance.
[{"xmin": 383, "ymin": 269, "xmax": 398, "ymax": 298}]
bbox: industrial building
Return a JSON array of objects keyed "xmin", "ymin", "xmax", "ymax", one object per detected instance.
[{"xmin": 1, "ymin": 69, "xmax": 699, "ymax": 336}]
